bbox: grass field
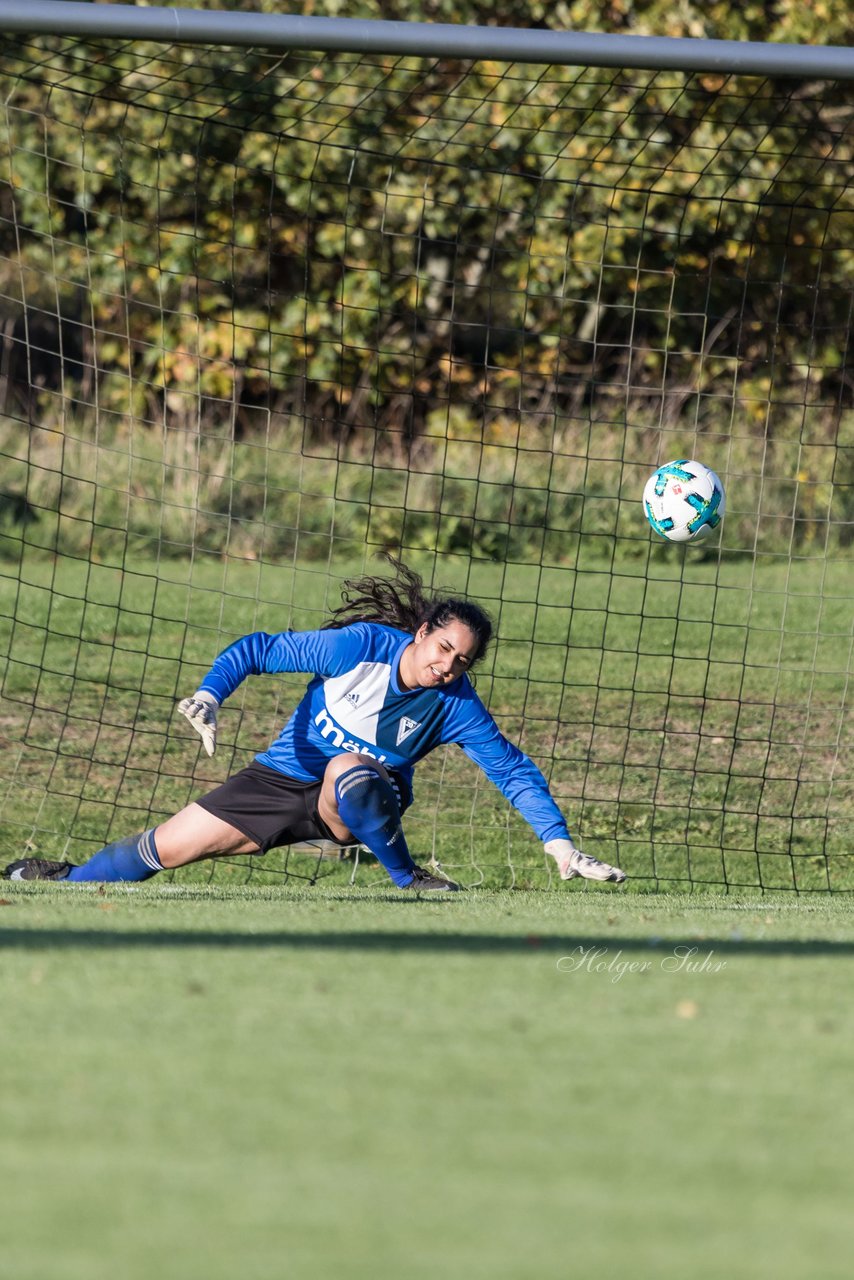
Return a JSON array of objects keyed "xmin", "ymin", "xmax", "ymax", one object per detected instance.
[
  {"xmin": 2, "ymin": 882, "xmax": 853, "ymax": 1280},
  {"xmin": 0, "ymin": 544, "xmax": 851, "ymax": 892},
  {"xmin": 1, "ymin": 539, "xmax": 852, "ymax": 1277}
]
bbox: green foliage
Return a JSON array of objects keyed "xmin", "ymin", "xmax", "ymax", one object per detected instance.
[
  {"xmin": 1, "ymin": 15, "xmax": 854, "ymax": 560},
  {"xmin": 1, "ymin": 403, "xmax": 851, "ymax": 564}
]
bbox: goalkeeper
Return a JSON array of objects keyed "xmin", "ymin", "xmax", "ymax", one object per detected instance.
[{"xmin": 4, "ymin": 559, "xmax": 626, "ymax": 891}]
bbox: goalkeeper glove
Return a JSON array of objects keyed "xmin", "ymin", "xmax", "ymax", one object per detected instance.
[
  {"xmin": 545, "ymin": 838, "xmax": 626, "ymax": 884},
  {"xmin": 177, "ymin": 690, "xmax": 219, "ymax": 757}
]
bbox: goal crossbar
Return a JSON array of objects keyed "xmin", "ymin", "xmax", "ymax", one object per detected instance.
[{"xmin": 2, "ymin": 0, "xmax": 854, "ymax": 79}]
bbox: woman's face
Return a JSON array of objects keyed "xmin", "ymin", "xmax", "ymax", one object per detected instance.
[{"xmin": 398, "ymin": 620, "xmax": 479, "ymax": 690}]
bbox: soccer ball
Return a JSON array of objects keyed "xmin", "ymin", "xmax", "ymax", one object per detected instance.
[{"xmin": 643, "ymin": 459, "xmax": 725, "ymax": 543}]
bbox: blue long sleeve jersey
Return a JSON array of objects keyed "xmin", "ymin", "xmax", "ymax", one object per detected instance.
[{"xmin": 198, "ymin": 622, "xmax": 570, "ymax": 844}]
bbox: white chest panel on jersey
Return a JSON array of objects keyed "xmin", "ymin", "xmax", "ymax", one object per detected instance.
[{"xmin": 322, "ymin": 660, "xmax": 393, "ymax": 744}]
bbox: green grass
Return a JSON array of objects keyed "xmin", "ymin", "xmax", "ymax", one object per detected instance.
[
  {"xmin": 0, "ymin": 543, "xmax": 851, "ymax": 892},
  {"xmin": 3, "ymin": 545, "xmax": 854, "ymax": 882},
  {"xmin": 2, "ymin": 884, "xmax": 853, "ymax": 1279}
]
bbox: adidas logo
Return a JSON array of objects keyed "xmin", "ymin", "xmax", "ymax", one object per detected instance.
[{"xmin": 344, "ymin": 691, "xmax": 360, "ymax": 707}]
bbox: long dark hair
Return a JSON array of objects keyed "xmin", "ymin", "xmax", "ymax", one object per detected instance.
[{"xmin": 324, "ymin": 555, "xmax": 493, "ymax": 666}]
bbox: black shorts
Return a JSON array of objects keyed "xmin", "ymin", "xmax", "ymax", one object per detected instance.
[{"xmin": 194, "ymin": 760, "xmax": 412, "ymax": 854}]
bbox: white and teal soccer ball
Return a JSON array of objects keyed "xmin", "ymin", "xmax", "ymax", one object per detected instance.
[{"xmin": 643, "ymin": 459, "xmax": 725, "ymax": 543}]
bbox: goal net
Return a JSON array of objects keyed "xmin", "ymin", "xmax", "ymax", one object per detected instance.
[{"xmin": 1, "ymin": 23, "xmax": 852, "ymax": 892}]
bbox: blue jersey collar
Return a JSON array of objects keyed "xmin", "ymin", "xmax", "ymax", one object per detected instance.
[{"xmin": 391, "ymin": 634, "xmax": 415, "ymax": 694}]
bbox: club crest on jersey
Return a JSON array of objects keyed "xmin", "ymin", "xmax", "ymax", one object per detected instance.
[{"xmin": 396, "ymin": 716, "xmax": 421, "ymax": 746}]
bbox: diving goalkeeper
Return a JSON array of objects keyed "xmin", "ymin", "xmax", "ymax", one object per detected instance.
[{"xmin": 3, "ymin": 559, "xmax": 626, "ymax": 892}]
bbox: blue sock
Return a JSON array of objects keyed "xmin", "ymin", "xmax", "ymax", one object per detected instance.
[
  {"xmin": 334, "ymin": 766, "xmax": 417, "ymax": 887},
  {"xmin": 66, "ymin": 829, "xmax": 163, "ymax": 883}
]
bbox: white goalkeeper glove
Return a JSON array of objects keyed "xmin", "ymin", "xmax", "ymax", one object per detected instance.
[
  {"xmin": 545, "ymin": 838, "xmax": 626, "ymax": 884},
  {"xmin": 177, "ymin": 690, "xmax": 219, "ymax": 757}
]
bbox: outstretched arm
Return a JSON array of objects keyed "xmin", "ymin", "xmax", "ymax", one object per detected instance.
[
  {"xmin": 176, "ymin": 625, "xmax": 369, "ymax": 757},
  {"xmin": 197, "ymin": 629, "xmax": 353, "ymax": 703},
  {"xmin": 454, "ymin": 698, "xmax": 626, "ymax": 884}
]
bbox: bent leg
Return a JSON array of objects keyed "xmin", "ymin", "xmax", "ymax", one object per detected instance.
[{"xmin": 319, "ymin": 753, "xmax": 417, "ymax": 888}]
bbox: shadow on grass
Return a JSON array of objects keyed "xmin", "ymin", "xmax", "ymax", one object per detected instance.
[{"xmin": 1, "ymin": 926, "xmax": 854, "ymax": 956}]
